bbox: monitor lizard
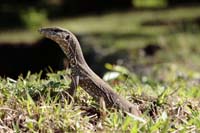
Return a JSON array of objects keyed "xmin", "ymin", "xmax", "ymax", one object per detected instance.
[{"xmin": 39, "ymin": 27, "xmax": 141, "ymax": 116}]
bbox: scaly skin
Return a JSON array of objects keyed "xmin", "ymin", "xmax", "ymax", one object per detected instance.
[{"xmin": 39, "ymin": 27, "xmax": 141, "ymax": 116}]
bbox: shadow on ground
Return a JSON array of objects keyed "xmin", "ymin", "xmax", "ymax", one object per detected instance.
[{"xmin": 0, "ymin": 39, "xmax": 65, "ymax": 79}]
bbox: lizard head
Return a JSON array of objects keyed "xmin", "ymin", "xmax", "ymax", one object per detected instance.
[
  {"xmin": 39, "ymin": 27, "xmax": 86, "ymax": 65},
  {"xmin": 39, "ymin": 27, "xmax": 72, "ymax": 45},
  {"xmin": 39, "ymin": 27, "xmax": 77, "ymax": 57}
]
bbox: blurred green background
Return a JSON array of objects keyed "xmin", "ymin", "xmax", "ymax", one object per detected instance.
[{"xmin": 0, "ymin": 0, "xmax": 200, "ymax": 79}]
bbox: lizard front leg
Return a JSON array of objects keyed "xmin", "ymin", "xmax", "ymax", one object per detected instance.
[
  {"xmin": 67, "ymin": 75, "xmax": 79, "ymax": 102},
  {"xmin": 63, "ymin": 58, "xmax": 79, "ymax": 101}
]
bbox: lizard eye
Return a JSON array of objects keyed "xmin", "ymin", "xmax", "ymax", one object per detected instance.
[{"xmin": 65, "ymin": 34, "xmax": 70, "ymax": 40}]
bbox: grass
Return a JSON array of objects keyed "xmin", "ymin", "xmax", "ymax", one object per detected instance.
[
  {"xmin": 0, "ymin": 7, "xmax": 200, "ymax": 132},
  {"xmin": 0, "ymin": 65, "xmax": 199, "ymax": 132}
]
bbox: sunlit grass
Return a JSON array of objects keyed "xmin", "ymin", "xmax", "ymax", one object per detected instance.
[
  {"xmin": 1, "ymin": 7, "xmax": 200, "ymax": 42},
  {"xmin": 0, "ymin": 64, "xmax": 199, "ymax": 132},
  {"xmin": 0, "ymin": 30, "xmax": 40, "ymax": 43}
]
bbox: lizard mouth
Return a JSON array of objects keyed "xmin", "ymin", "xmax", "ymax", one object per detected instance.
[
  {"xmin": 38, "ymin": 28, "xmax": 48, "ymax": 34},
  {"xmin": 39, "ymin": 28, "xmax": 55, "ymax": 39},
  {"xmin": 38, "ymin": 27, "xmax": 64, "ymax": 40}
]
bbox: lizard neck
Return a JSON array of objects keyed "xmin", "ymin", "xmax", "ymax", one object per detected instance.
[
  {"xmin": 59, "ymin": 35, "xmax": 88, "ymax": 67},
  {"xmin": 72, "ymin": 38, "xmax": 87, "ymax": 65}
]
